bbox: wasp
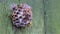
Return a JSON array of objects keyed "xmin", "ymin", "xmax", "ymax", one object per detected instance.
[{"xmin": 10, "ymin": 3, "xmax": 32, "ymax": 29}]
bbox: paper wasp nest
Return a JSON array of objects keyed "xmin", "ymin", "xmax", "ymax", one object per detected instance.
[{"xmin": 10, "ymin": 3, "xmax": 32, "ymax": 28}]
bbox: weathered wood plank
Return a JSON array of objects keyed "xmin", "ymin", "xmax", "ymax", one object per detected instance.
[
  {"xmin": 45, "ymin": 0, "xmax": 60, "ymax": 34},
  {"xmin": 0, "ymin": 0, "xmax": 44, "ymax": 34}
]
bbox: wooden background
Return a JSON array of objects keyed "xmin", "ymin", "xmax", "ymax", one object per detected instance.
[{"xmin": 0, "ymin": 0, "xmax": 60, "ymax": 34}]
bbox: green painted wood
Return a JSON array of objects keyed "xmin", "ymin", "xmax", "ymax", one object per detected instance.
[
  {"xmin": 1, "ymin": 0, "xmax": 60, "ymax": 34},
  {"xmin": 0, "ymin": 0, "xmax": 44, "ymax": 34},
  {"xmin": 0, "ymin": 0, "xmax": 19, "ymax": 34},
  {"xmin": 45, "ymin": 0, "xmax": 60, "ymax": 34}
]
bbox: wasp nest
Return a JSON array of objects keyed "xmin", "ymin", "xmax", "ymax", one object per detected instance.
[{"xmin": 10, "ymin": 3, "xmax": 32, "ymax": 28}]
